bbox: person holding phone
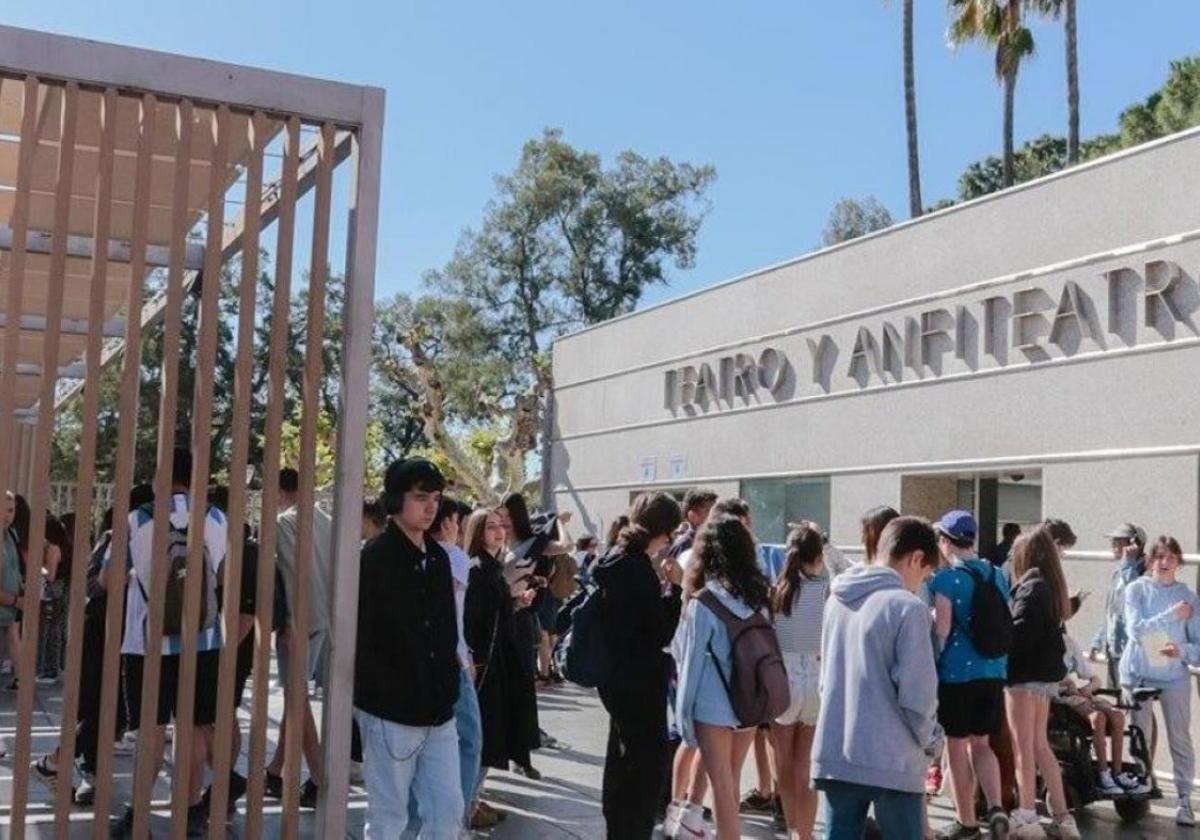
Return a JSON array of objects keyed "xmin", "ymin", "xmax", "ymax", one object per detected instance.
[{"xmin": 1120, "ymin": 535, "xmax": 1200, "ymax": 827}]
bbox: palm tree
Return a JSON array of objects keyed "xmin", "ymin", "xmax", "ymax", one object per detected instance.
[
  {"xmin": 1031, "ymin": 0, "xmax": 1080, "ymax": 163},
  {"xmin": 949, "ymin": 0, "xmax": 1035, "ymax": 188},
  {"xmin": 888, "ymin": 0, "xmax": 923, "ymax": 217}
]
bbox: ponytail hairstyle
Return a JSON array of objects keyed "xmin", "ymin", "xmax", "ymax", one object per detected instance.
[
  {"xmin": 604, "ymin": 515, "xmax": 630, "ymax": 550},
  {"xmin": 861, "ymin": 505, "xmax": 900, "ymax": 561},
  {"xmin": 694, "ymin": 514, "xmax": 770, "ymax": 612},
  {"xmin": 773, "ymin": 521, "xmax": 825, "ymax": 617},
  {"xmin": 616, "ymin": 492, "xmax": 683, "ymax": 555}
]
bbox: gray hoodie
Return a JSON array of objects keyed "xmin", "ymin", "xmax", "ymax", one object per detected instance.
[{"xmin": 812, "ymin": 564, "xmax": 943, "ymax": 795}]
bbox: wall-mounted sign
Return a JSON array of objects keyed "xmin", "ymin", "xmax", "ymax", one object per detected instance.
[
  {"xmin": 667, "ymin": 454, "xmax": 687, "ymax": 481},
  {"xmin": 664, "ymin": 346, "xmax": 789, "ymax": 410},
  {"xmin": 638, "ymin": 456, "xmax": 657, "ymax": 483}
]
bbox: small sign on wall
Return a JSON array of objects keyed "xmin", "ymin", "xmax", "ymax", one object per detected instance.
[
  {"xmin": 638, "ymin": 456, "xmax": 657, "ymax": 483},
  {"xmin": 667, "ymin": 454, "xmax": 687, "ymax": 481}
]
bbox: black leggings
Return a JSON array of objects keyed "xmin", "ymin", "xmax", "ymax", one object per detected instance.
[{"xmin": 601, "ymin": 685, "xmax": 668, "ymax": 840}]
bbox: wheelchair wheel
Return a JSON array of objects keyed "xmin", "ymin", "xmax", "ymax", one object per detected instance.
[{"xmin": 1114, "ymin": 797, "xmax": 1151, "ymax": 824}]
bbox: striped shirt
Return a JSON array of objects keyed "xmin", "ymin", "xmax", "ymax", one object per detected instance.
[
  {"xmin": 108, "ymin": 493, "xmax": 228, "ymax": 656},
  {"xmin": 773, "ymin": 575, "xmax": 829, "ymax": 657}
]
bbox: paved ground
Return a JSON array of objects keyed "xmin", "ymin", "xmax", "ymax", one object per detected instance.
[{"xmin": 0, "ymin": 676, "xmax": 1192, "ymax": 837}]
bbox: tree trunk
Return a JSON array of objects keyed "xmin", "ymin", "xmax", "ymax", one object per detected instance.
[
  {"xmin": 903, "ymin": 0, "xmax": 923, "ymax": 217},
  {"xmin": 1065, "ymin": 0, "xmax": 1080, "ymax": 163},
  {"xmin": 1003, "ymin": 68, "xmax": 1016, "ymax": 187}
]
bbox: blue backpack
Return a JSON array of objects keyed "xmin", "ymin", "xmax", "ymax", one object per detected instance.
[{"xmin": 555, "ymin": 581, "xmax": 611, "ymax": 688}]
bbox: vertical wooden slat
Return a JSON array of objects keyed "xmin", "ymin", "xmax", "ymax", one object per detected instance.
[
  {"xmin": 10, "ymin": 80, "xmax": 79, "ymax": 838},
  {"xmin": 318, "ymin": 94, "xmax": 383, "ymax": 838},
  {"xmin": 91, "ymin": 92, "xmax": 157, "ymax": 835},
  {"xmin": 245, "ymin": 115, "xmax": 300, "ymax": 840},
  {"xmin": 53, "ymin": 86, "xmax": 119, "ymax": 837},
  {"xmin": 206, "ymin": 111, "xmax": 267, "ymax": 838},
  {"xmin": 0, "ymin": 76, "xmax": 41, "ymax": 500},
  {"xmin": 131, "ymin": 98, "xmax": 194, "ymax": 839},
  {"xmin": 281, "ymin": 120, "xmax": 335, "ymax": 840},
  {"xmin": 168, "ymin": 103, "xmax": 229, "ymax": 840}
]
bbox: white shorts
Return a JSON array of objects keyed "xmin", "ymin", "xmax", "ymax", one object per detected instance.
[{"xmin": 776, "ymin": 653, "xmax": 820, "ymax": 726}]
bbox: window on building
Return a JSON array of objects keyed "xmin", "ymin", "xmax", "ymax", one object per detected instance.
[{"xmin": 740, "ymin": 476, "xmax": 831, "ymax": 546}]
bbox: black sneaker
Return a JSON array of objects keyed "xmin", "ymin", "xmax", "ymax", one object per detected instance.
[
  {"xmin": 186, "ymin": 801, "xmax": 207, "ymax": 837},
  {"xmin": 109, "ymin": 806, "xmax": 134, "ymax": 838},
  {"xmin": 201, "ymin": 771, "xmax": 248, "ymax": 817},
  {"xmin": 299, "ymin": 778, "xmax": 319, "ymax": 809},
  {"xmin": 934, "ymin": 821, "xmax": 982, "ymax": 840},
  {"xmin": 739, "ymin": 788, "xmax": 774, "ymax": 814},
  {"xmin": 987, "ymin": 806, "xmax": 1010, "ymax": 840},
  {"xmin": 264, "ymin": 769, "xmax": 283, "ymax": 799}
]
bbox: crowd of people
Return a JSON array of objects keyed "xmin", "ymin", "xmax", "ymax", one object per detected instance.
[{"xmin": 6, "ymin": 449, "xmax": 1200, "ymax": 839}]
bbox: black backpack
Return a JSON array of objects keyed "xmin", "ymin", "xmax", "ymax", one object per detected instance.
[
  {"xmin": 555, "ymin": 580, "xmax": 611, "ymax": 688},
  {"xmin": 958, "ymin": 563, "xmax": 1012, "ymax": 659}
]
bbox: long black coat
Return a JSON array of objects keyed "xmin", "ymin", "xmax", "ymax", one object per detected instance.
[{"xmin": 465, "ymin": 552, "xmax": 540, "ymax": 769}]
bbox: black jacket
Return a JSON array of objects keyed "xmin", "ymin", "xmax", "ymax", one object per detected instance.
[
  {"xmin": 1008, "ymin": 568, "xmax": 1067, "ymax": 685},
  {"xmin": 354, "ymin": 522, "xmax": 460, "ymax": 726},
  {"xmin": 592, "ymin": 546, "xmax": 682, "ymax": 700}
]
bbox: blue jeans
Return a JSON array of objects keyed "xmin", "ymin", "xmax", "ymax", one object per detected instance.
[
  {"xmin": 817, "ymin": 779, "xmax": 923, "ymax": 840},
  {"xmin": 405, "ymin": 668, "xmax": 483, "ymax": 833},
  {"xmin": 355, "ymin": 710, "xmax": 462, "ymax": 840}
]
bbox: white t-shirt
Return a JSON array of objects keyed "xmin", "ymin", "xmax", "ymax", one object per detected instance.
[
  {"xmin": 440, "ymin": 540, "xmax": 472, "ymax": 670},
  {"xmin": 110, "ymin": 493, "xmax": 228, "ymax": 656}
]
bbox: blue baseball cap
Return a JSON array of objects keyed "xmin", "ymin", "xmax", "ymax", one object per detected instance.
[{"xmin": 936, "ymin": 510, "xmax": 978, "ymax": 543}]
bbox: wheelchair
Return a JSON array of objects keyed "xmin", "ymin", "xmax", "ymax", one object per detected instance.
[{"xmin": 1044, "ymin": 686, "xmax": 1161, "ymax": 824}]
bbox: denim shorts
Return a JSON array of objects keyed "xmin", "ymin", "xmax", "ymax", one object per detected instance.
[{"xmin": 1007, "ymin": 681, "xmax": 1061, "ymax": 699}]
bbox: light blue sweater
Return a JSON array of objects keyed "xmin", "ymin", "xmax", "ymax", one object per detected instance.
[
  {"xmin": 673, "ymin": 580, "xmax": 756, "ymax": 747},
  {"xmin": 812, "ymin": 565, "xmax": 943, "ymax": 795},
  {"xmin": 1119, "ymin": 576, "xmax": 1200, "ymax": 687}
]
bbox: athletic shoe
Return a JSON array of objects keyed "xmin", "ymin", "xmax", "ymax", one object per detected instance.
[
  {"xmin": 477, "ymin": 801, "xmax": 507, "ymax": 822},
  {"xmin": 512, "ymin": 761, "xmax": 541, "ymax": 780},
  {"xmin": 112, "ymin": 732, "xmax": 137, "ymax": 755},
  {"xmin": 1096, "ymin": 770, "xmax": 1124, "ymax": 796},
  {"xmin": 31, "ymin": 755, "xmax": 60, "ymax": 795},
  {"xmin": 469, "ymin": 805, "xmax": 500, "ymax": 829},
  {"xmin": 263, "ymin": 769, "xmax": 283, "ymax": 799},
  {"xmin": 186, "ymin": 801, "xmax": 207, "ymax": 837},
  {"xmin": 36, "ymin": 671, "xmax": 60, "ymax": 686},
  {"xmin": 662, "ymin": 800, "xmax": 683, "ymax": 839},
  {"xmin": 75, "ymin": 774, "xmax": 96, "ymax": 806},
  {"xmin": 538, "ymin": 729, "xmax": 560, "ymax": 749},
  {"xmin": 926, "ymin": 763, "xmax": 944, "ymax": 796},
  {"xmin": 1177, "ymin": 799, "xmax": 1196, "ymax": 827},
  {"xmin": 772, "ymin": 794, "xmax": 786, "ymax": 831},
  {"xmin": 299, "ymin": 778, "xmax": 319, "ymax": 809},
  {"xmin": 1008, "ymin": 809, "xmax": 1045, "ymax": 839},
  {"xmin": 1045, "ymin": 813, "xmax": 1080, "ymax": 839},
  {"xmin": 109, "ymin": 805, "xmax": 134, "ymax": 838},
  {"xmin": 1114, "ymin": 771, "xmax": 1151, "ymax": 795},
  {"xmin": 739, "ymin": 788, "xmax": 773, "ymax": 814},
  {"xmin": 676, "ymin": 802, "xmax": 712, "ymax": 839},
  {"xmin": 200, "ymin": 771, "xmax": 247, "ymax": 817},
  {"xmin": 934, "ymin": 820, "xmax": 981, "ymax": 839},
  {"xmin": 987, "ymin": 805, "xmax": 1010, "ymax": 840}
]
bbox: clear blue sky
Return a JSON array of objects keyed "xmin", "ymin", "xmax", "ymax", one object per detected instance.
[{"xmin": 9, "ymin": 2, "xmax": 1200, "ymax": 308}]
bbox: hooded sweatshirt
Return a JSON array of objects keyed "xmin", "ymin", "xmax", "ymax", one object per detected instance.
[{"xmin": 812, "ymin": 564, "xmax": 943, "ymax": 795}]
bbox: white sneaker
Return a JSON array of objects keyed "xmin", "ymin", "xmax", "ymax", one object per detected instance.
[
  {"xmin": 1114, "ymin": 771, "xmax": 1151, "ymax": 795},
  {"xmin": 1047, "ymin": 813, "xmax": 1080, "ymax": 840},
  {"xmin": 662, "ymin": 800, "xmax": 683, "ymax": 839},
  {"xmin": 1177, "ymin": 799, "xmax": 1196, "ymax": 827},
  {"xmin": 112, "ymin": 732, "xmax": 137, "ymax": 755},
  {"xmin": 1097, "ymin": 770, "xmax": 1124, "ymax": 795},
  {"xmin": 676, "ymin": 802, "xmax": 712, "ymax": 840},
  {"xmin": 1010, "ymin": 809, "xmax": 1045, "ymax": 838}
]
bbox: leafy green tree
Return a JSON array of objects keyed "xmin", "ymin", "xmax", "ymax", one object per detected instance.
[
  {"xmin": 821, "ymin": 197, "xmax": 894, "ymax": 247},
  {"xmin": 375, "ymin": 128, "xmax": 715, "ymax": 502}
]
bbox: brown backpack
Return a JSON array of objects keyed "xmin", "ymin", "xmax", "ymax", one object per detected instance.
[{"xmin": 697, "ymin": 590, "xmax": 791, "ymax": 727}]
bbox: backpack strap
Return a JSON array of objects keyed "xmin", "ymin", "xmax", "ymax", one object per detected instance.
[{"xmin": 696, "ymin": 591, "xmax": 735, "ymax": 700}]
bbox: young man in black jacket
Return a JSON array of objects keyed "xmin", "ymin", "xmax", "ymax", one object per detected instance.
[{"xmin": 354, "ymin": 458, "xmax": 462, "ymax": 838}]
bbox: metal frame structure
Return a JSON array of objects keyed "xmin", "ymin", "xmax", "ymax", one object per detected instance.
[{"xmin": 0, "ymin": 25, "xmax": 382, "ymax": 839}]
